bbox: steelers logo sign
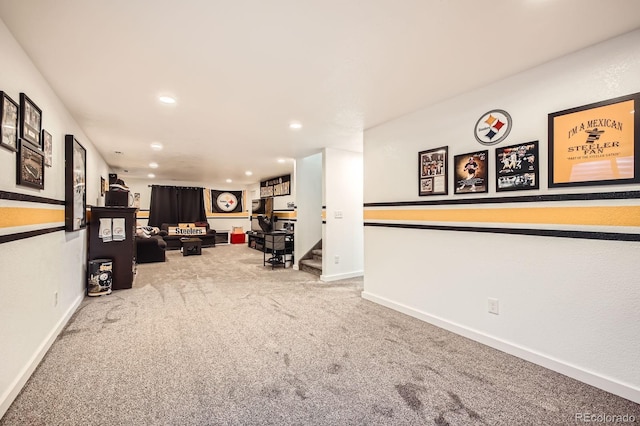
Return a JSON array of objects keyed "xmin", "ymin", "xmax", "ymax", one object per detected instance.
[
  {"xmin": 474, "ymin": 109, "xmax": 512, "ymax": 146},
  {"xmin": 216, "ymin": 192, "xmax": 238, "ymax": 212}
]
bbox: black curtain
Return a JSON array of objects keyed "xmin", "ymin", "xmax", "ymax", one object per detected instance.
[
  {"xmin": 148, "ymin": 185, "xmax": 206, "ymax": 226},
  {"xmin": 177, "ymin": 187, "xmax": 207, "ymax": 223}
]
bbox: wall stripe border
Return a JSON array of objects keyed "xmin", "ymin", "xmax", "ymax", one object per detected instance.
[
  {"xmin": 364, "ymin": 190, "xmax": 640, "ymax": 207},
  {"xmin": 0, "ymin": 190, "xmax": 65, "ymax": 205},
  {"xmin": 0, "ymin": 191, "xmax": 66, "ymax": 243},
  {"xmin": 364, "ymin": 222, "xmax": 640, "ymax": 242},
  {"xmin": 0, "ymin": 226, "xmax": 66, "ymax": 244}
]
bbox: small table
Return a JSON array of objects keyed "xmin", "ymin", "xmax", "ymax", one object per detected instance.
[{"xmin": 181, "ymin": 238, "xmax": 202, "ymax": 256}]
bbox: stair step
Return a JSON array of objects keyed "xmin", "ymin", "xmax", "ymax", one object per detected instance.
[
  {"xmin": 300, "ymin": 258, "xmax": 322, "ymax": 277},
  {"xmin": 311, "ymin": 249, "xmax": 322, "ymax": 257}
]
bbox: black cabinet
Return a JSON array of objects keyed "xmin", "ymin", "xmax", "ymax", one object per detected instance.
[{"xmin": 88, "ymin": 207, "xmax": 137, "ymax": 290}]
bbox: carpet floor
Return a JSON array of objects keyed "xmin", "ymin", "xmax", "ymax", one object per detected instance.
[{"xmin": 1, "ymin": 244, "xmax": 638, "ymax": 425}]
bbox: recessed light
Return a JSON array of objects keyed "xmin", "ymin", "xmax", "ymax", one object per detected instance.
[
  {"xmin": 289, "ymin": 122, "xmax": 302, "ymax": 130},
  {"xmin": 245, "ymin": 171, "xmax": 253, "ymax": 176},
  {"xmin": 277, "ymin": 159, "xmax": 286, "ymax": 163},
  {"xmin": 150, "ymin": 142, "xmax": 163, "ymax": 151},
  {"xmin": 149, "ymin": 162, "xmax": 159, "ymax": 168},
  {"xmin": 148, "ymin": 173, "xmax": 155, "ymax": 178},
  {"xmin": 226, "ymin": 179, "xmax": 232, "ymax": 183},
  {"xmin": 158, "ymin": 95, "xmax": 176, "ymax": 104}
]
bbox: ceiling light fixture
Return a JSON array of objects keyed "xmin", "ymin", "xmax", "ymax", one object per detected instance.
[
  {"xmin": 277, "ymin": 159, "xmax": 286, "ymax": 163},
  {"xmin": 150, "ymin": 142, "xmax": 163, "ymax": 151},
  {"xmin": 149, "ymin": 162, "xmax": 159, "ymax": 168},
  {"xmin": 158, "ymin": 95, "xmax": 176, "ymax": 104},
  {"xmin": 148, "ymin": 173, "xmax": 155, "ymax": 178},
  {"xmin": 289, "ymin": 122, "xmax": 302, "ymax": 130},
  {"xmin": 226, "ymin": 179, "xmax": 232, "ymax": 183},
  {"xmin": 245, "ymin": 171, "xmax": 253, "ymax": 176}
]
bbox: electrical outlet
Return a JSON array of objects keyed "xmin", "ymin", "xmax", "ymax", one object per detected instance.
[
  {"xmin": 54, "ymin": 291, "xmax": 58, "ymax": 307},
  {"xmin": 334, "ymin": 210, "xmax": 343, "ymax": 219},
  {"xmin": 488, "ymin": 298, "xmax": 499, "ymax": 315},
  {"xmin": 334, "ymin": 255, "xmax": 340, "ymax": 264}
]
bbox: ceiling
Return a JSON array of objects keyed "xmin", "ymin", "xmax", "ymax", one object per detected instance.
[{"xmin": 1, "ymin": 1, "xmax": 640, "ymax": 186}]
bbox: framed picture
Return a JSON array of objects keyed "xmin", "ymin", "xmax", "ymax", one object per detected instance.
[
  {"xmin": 65, "ymin": 135, "xmax": 87, "ymax": 231},
  {"xmin": 42, "ymin": 129, "xmax": 52, "ymax": 167},
  {"xmin": 19, "ymin": 93, "xmax": 42, "ymax": 148},
  {"xmin": 100, "ymin": 176, "xmax": 106, "ymax": 196},
  {"xmin": 1, "ymin": 92, "xmax": 19, "ymax": 152},
  {"xmin": 548, "ymin": 92, "xmax": 640, "ymax": 188},
  {"xmin": 454, "ymin": 150, "xmax": 488, "ymax": 194},
  {"xmin": 17, "ymin": 140, "xmax": 45, "ymax": 189},
  {"xmin": 418, "ymin": 146, "xmax": 448, "ymax": 196},
  {"xmin": 496, "ymin": 141, "xmax": 539, "ymax": 192}
]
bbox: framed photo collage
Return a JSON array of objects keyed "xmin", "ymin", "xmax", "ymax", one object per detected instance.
[
  {"xmin": 1, "ymin": 91, "xmax": 51, "ymax": 190},
  {"xmin": 418, "ymin": 92, "xmax": 639, "ymax": 197}
]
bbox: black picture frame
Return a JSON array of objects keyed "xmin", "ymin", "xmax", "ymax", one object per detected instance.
[
  {"xmin": 418, "ymin": 146, "xmax": 448, "ymax": 196},
  {"xmin": 101, "ymin": 176, "xmax": 106, "ymax": 196},
  {"xmin": 454, "ymin": 150, "xmax": 488, "ymax": 194},
  {"xmin": 548, "ymin": 92, "xmax": 640, "ymax": 188},
  {"xmin": 65, "ymin": 134, "xmax": 87, "ymax": 231},
  {"xmin": 1, "ymin": 91, "xmax": 19, "ymax": 152},
  {"xmin": 260, "ymin": 174, "xmax": 291, "ymax": 198},
  {"xmin": 17, "ymin": 139, "xmax": 45, "ymax": 189},
  {"xmin": 496, "ymin": 141, "xmax": 539, "ymax": 192},
  {"xmin": 42, "ymin": 129, "xmax": 52, "ymax": 167},
  {"xmin": 19, "ymin": 93, "xmax": 42, "ymax": 148}
]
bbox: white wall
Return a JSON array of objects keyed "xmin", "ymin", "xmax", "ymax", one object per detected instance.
[
  {"xmin": 0, "ymin": 18, "xmax": 110, "ymax": 417},
  {"xmin": 322, "ymin": 148, "xmax": 364, "ymax": 281},
  {"xmin": 294, "ymin": 153, "xmax": 323, "ymax": 267},
  {"xmin": 362, "ymin": 29, "xmax": 640, "ymax": 403}
]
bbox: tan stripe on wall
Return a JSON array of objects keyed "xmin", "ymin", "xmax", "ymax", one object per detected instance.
[
  {"xmin": 0, "ymin": 207, "xmax": 65, "ymax": 228},
  {"xmin": 364, "ymin": 206, "xmax": 640, "ymax": 227},
  {"xmin": 274, "ymin": 211, "xmax": 296, "ymax": 219},
  {"xmin": 208, "ymin": 212, "xmax": 248, "ymax": 218}
]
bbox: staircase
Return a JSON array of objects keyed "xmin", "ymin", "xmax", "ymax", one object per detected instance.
[{"xmin": 300, "ymin": 248, "xmax": 322, "ymax": 277}]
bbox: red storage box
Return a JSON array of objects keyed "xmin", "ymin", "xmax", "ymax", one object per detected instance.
[{"xmin": 231, "ymin": 233, "xmax": 246, "ymax": 244}]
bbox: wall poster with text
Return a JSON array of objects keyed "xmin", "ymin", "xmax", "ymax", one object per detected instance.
[
  {"xmin": 548, "ymin": 92, "xmax": 639, "ymax": 188},
  {"xmin": 496, "ymin": 141, "xmax": 539, "ymax": 192},
  {"xmin": 418, "ymin": 146, "xmax": 448, "ymax": 196}
]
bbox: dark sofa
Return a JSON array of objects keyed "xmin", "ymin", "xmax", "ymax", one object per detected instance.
[
  {"xmin": 160, "ymin": 222, "xmax": 217, "ymax": 250},
  {"xmin": 136, "ymin": 235, "xmax": 167, "ymax": 263}
]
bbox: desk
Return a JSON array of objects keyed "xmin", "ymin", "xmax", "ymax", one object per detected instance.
[
  {"xmin": 247, "ymin": 231, "xmax": 265, "ymax": 251},
  {"xmin": 262, "ymin": 232, "xmax": 294, "ymax": 269}
]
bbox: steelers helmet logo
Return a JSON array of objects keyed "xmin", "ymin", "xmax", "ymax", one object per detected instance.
[{"xmin": 216, "ymin": 192, "xmax": 238, "ymax": 212}]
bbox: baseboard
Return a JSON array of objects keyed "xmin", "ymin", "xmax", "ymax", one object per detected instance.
[
  {"xmin": 361, "ymin": 291, "xmax": 640, "ymax": 404},
  {"xmin": 0, "ymin": 293, "xmax": 84, "ymax": 418},
  {"xmin": 321, "ymin": 270, "xmax": 364, "ymax": 282}
]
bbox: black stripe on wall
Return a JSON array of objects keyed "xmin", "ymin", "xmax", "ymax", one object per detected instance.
[
  {"xmin": 364, "ymin": 190, "xmax": 640, "ymax": 208},
  {"xmin": 364, "ymin": 222, "xmax": 640, "ymax": 242},
  {"xmin": 0, "ymin": 226, "xmax": 66, "ymax": 245},
  {"xmin": 0, "ymin": 190, "xmax": 65, "ymax": 205}
]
